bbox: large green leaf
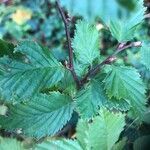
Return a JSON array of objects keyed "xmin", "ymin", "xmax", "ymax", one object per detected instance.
[
  {"xmin": 0, "ymin": 92, "xmax": 74, "ymax": 138},
  {"xmin": 109, "ymin": 0, "xmax": 145, "ymax": 42},
  {"xmin": 75, "ymin": 79, "xmax": 107, "ymax": 119},
  {"xmin": 35, "ymin": 139, "xmax": 82, "ymax": 150},
  {"xmin": 76, "ymin": 109, "xmax": 125, "ymax": 150},
  {"xmin": 72, "ymin": 21, "xmax": 99, "ymax": 65},
  {"xmin": 103, "ymin": 66, "xmax": 146, "ymax": 118},
  {"xmin": 0, "ymin": 136, "xmax": 25, "ymax": 150},
  {"xmin": 140, "ymin": 44, "xmax": 150, "ymax": 70},
  {"xmin": 0, "ymin": 41, "xmax": 64, "ymax": 101}
]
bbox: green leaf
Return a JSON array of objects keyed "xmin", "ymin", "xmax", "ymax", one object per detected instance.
[
  {"xmin": 142, "ymin": 108, "xmax": 150, "ymax": 124},
  {"xmin": 104, "ymin": 66, "xmax": 146, "ymax": 118},
  {"xmin": 0, "ymin": 136, "xmax": 25, "ymax": 150},
  {"xmin": 72, "ymin": 21, "xmax": 99, "ymax": 65},
  {"xmin": 75, "ymin": 79, "xmax": 107, "ymax": 119},
  {"xmin": 140, "ymin": 44, "xmax": 150, "ymax": 70},
  {"xmin": 105, "ymin": 99, "xmax": 130, "ymax": 112},
  {"xmin": 76, "ymin": 109, "xmax": 125, "ymax": 150},
  {"xmin": 109, "ymin": 0, "xmax": 145, "ymax": 42},
  {"xmin": 74, "ymin": 60, "xmax": 88, "ymax": 77},
  {"xmin": 35, "ymin": 139, "xmax": 82, "ymax": 150},
  {"xmin": 0, "ymin": 41, "xmax": 64, "ymax": 101},
  {"xmin": 112, "ymin": 137, "xmax": 127, "ymax": 150},
  {"xmin": 0, "ymin": 92, "xmax": 74, "ymax": 138},
  {"xmin": 58, "ymin": 70, "xmax": 77, "ymax": 97},
  {"xmin": 61, "ymin": 0, "xmax": 119, "ymax": 23}
]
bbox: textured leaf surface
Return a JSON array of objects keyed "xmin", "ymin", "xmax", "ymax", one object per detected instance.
[
  {"xmin": 76, "ymin": 109, "xmax": 125, "ymax": 150},
  {"xmin": 72, "ymin": 21, "xmax": 99, "ymax": 65},
  {"xmin": 35, "ymin": 139, "xmax": 82, "ymax": 150},
  {"xmin": 0, "ymin": 41, "xmax": 64, "ymax": 101},
  {"xmin": 75, "ymin": 79, "xmax": 107, "ymax": 119},
  {"xmin": 109, "ymin": 0, "xmax": 145, "ymax": 42},
  {"xmin": 140, "ymin": 44, "xmax": 150, "ymax": 70},
  {"xmin": 0, "ymin": 92, "xmax": 74, "ymax": 138},
  {"xmin": 105, "ymin": 99, "xmax": 130, "ymax": 112},
  {"xmin": 104, "ymin": 66, "xmax": 146, "ymax": 118},
  {"xmin": 74, "ymin": 60, "xmax": 88, "ymax": 77},
  {"xmin": 58, "ymin": 70, "xmax": 77, "ymax": 97},
  {"xmin": 0, "ymin": 136, "xmax": 24, "ymax": 150}
]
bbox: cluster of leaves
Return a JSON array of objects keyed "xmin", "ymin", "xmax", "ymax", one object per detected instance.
[{"xmin": 0, "ymin": 0, "xmax": 150, "ymax": 149}]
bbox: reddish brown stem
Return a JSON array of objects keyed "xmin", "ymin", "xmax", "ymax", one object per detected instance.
[
  {"xmin": 56, "ymin": 0, "xmax": 81, "ymax": 89},
  {"xmin": 81, "ymin": 41, "xmax": 142, "ymax": 85}
]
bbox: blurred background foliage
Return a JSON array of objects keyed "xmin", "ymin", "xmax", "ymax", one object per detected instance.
[{"xmin": 0, "ymin": 0, "xmax": 150, "ymax": 149}]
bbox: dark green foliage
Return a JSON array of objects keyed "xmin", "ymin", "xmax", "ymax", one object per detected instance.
[{"xmin": 0, "ymin": 0, "xmax": 149, "ymax": 149}]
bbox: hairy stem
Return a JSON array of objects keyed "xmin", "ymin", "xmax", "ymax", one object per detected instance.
[
  {"xmin": 81, "ymin": 41, "xmax": 142, "ymax": 85},
  {"xmin": 56, "ymin": 0, "xmax": 81, "ymax": 89}
]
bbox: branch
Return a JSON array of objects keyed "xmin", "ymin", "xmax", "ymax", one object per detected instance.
[
  {"xmin": 81, "ymin": 41, "xmax": 142, "ymax": 85},
  {"xmin": 56, "ymin": 0, "xmax": 81, "ymax": 89},
  {"xmin": 56, "ymin": 0, "xmax": 73, "ymax": 68}
]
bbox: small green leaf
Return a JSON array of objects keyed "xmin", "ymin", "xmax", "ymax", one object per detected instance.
[
  {"xmin": 104, "ymin": 66, "xmax": 146, "ymax": 118},
  {"xmin": 0, "ymin": 136, "xmax": 25, "ymax": 150},
  {"xmin": 74, "ymin": 60, "xmax": 88, "ymax": 77},
  {"xmin": 0, "ymin": 92, "xmax": 74, "ymax": 138},
  {"xmin": 76, "ymin": 109, "xmax": 125, "ymax": 150},
  {"xmin": 58, "ymin": 70, "xmax": 77, "ymax": 97},
  {"xmin": 72, "ymin": 21, "xmax": 99, "ymax": 65},
  {"xmin": 109, "ymin": 0, "xmax": 145, "ymax": 42},
  {"xmin": 35, "ymin": 139, "xmax": 82, "ymax": 150},
  {"xmin": 0, "ymin": 41, "xmax": 64, "ymax": 101},
  {"xmin": 75, "ymin": 79, "xmax": 107, "ymax": 119},
  {"xmin": 140, "ymin": 44, "xmax": 150, "ymax": 70}
]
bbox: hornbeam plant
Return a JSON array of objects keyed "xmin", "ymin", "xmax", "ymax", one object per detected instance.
[{"xmin": 0, "ymin": 0, "xmax": 149, "ymax": 149}]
